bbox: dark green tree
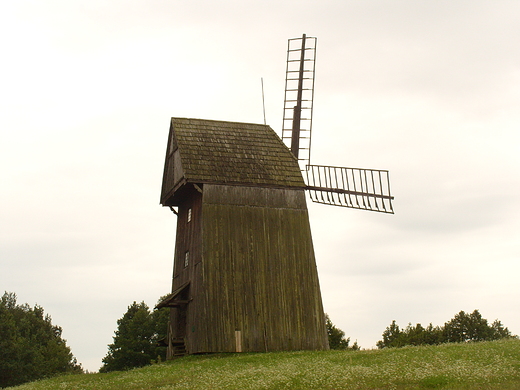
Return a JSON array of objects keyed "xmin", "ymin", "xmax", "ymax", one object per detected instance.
[
  {"xmin": 377, "ymin": 310, "xmax": 515, "ymax": 349},
  {"xmin": 325, "ymin": 314, "xmax": 359, "ymax": 350},
  {"xmin": 151, "ymin": 301, "xmax": 170, "ymax": 355},
  {"xmin": 376, "ymin": 320, "xmax": 404, "ymax": 349},
  {"xmin": 100, "ymin": 301, "xmax": 168, "ymax": 372},
  {"xmin": 490, "ymin": 319, "xmax": 514, "ymax": 340},
  {"xmin": 0, "ymin": 292, "xmax": 82, "ymax": 388},
  {"xmin": 422, "ymin": 323, "xmax": 444, "ymax": 345},
  {"xmin": 402, "ymin": 323, "xmax": 426, "ymax": 346},
  {"xmin": 443, "ymin": 310, "xmax": 514, "ymax": 343}
]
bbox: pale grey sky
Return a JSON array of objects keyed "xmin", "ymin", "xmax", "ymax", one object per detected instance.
[{"xmin": 1, "ymin": 0, "xmax": 519, "ymax": 372}]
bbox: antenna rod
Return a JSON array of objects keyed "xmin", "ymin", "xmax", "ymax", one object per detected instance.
[
  {"xmin": 290, "ymin": 33, "xmax": 306, "ymax": 158},
  {"xmin": 261, "ymin": 77, "xmax": 266, "ymax": 125}
]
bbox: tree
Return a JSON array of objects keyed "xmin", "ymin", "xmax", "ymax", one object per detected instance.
[
  {"xmin": 443, "ymin": 310, "xmax": 514, "ymax": 343},
  {"xmin": 325, "ymin": 314, "xmax": 359, "ymax": 350},
  {"xmin": 151, "ymin": 298, "xmax": 170, "ymax": 351},
  {"xmin": 100, "ymin": 301, "xmax": 168, "ymax": 372},
  {"xmin": 376, "ymin": 320, "xmax": 404, "ymax": 349},
  {"xmin": 422, "ymin": 323, "xmax": 444, "ymax": 345},
  {"xmin": 0, "ymin": 292, "xmax": 82, "ymax": 388},
  {"xmin": 377, "ymin": 310, "xmax": 516, "ymax": 349},
  {"xmin": 490, "ymin": 319, "xmax": 514, "ymax": 340}
]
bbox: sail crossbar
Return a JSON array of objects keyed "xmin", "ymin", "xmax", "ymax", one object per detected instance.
[{"xmin": 305, "ymin": 164, "xmax": 394, "ymax": 213}]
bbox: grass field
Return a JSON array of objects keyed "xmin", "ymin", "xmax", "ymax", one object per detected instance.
[{"xmin": 10, "ymin": 338, "xmax": 520, "ymax": 389}]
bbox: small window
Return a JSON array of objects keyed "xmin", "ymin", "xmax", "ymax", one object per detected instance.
[
  {"xmin": 187, "ymin": 208, "xmax": 192, "ymax": 223},
  {"xmin": 184, "ymin": 251, "xmax": 190, "ymax": 268}
]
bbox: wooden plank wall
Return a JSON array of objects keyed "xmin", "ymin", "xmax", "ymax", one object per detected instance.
[
  {"xmin": 171, "ymin": 186, "xmax": 202, "ymax": 289},
  {"xmin": 189, "ymin": 184, "xmax": 328, "ymax": 353},
  {"xmin": 169, "ymin": 185, "xmax": 203, "ymax": 353}
]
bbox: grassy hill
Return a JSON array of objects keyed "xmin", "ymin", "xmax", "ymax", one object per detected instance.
[{"xmin": 10, "ymin": 338, "xmax": 520, "ymax": 389}]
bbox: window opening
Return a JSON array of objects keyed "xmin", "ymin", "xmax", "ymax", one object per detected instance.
[{"xmin": 184, "ymin": 251, "xmax": 190, "ymax": 268}]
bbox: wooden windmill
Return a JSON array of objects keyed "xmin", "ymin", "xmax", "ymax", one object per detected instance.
[{"xmin": 157, "ymin": 35, "xmax": 393, "ymax": 359}]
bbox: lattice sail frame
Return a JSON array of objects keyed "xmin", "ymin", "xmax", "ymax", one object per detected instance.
[
  {"xmin": 281, "ymin": 35, "xmax": 317, "ymax": 171},
  {"xmin": 280, "ymin": 35, "xmax": 395, "ymax": 214},
  {"xmin": 305, "ymin": 165, "xmax": 394, "ymax": 213}
]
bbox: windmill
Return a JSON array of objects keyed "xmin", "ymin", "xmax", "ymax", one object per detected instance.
[{"xmin": 156, "ymin": 35, "xmax": 393, "ymax": 359}]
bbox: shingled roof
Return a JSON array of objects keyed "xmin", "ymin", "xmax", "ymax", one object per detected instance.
[{"xmin": 161, "ymin": 118, "xmax": 305, "ymax": 204}]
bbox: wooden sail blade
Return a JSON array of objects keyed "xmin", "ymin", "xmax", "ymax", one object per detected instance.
[
  {"xmin": 281, "ymin": 35, "xmax": 317, "ymax": 170},
  {"xmin": 305, "ymin": 164, "xmax": 394, "ymax": 213}
]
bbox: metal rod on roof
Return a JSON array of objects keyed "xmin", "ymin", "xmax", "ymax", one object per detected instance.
[{"xmin": 261, "ymin": 77, "xmax": 267, "ymax": 125}]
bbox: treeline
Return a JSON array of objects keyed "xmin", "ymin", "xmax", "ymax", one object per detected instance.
[
  {"xmin": 377, "ymin": 309, "xmax": 516, "ymax": 349},
  {"xmin": 0, "ymin": 292, "xmax": 83, "ymax": 388}
]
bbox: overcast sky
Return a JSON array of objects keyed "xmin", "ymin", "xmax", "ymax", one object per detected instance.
[{"xmin": 1, "ymin": 0, "xmax": 519, "ymax": 372}]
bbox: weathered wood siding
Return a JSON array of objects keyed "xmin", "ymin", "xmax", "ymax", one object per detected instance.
[
  {"xmin": 185, "ymin": 184, "xmax": 328, "ymax": 353},
  {"xmin": 171, "ymin": 186, "xmax": 202, "ymax": 289},
  {"xmin": 169, "ymin": 185, "xmax": 203, "ymax": 353}
]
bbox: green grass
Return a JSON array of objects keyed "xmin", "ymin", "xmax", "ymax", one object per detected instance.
[{"xmin": 10, "ymin": 339, "xmax": 520, "ymax": 389}]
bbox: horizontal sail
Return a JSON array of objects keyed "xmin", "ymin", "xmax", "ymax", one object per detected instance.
[{"xmin": 305, "ymin": 164, "xmax": 394, "ymax": 213}]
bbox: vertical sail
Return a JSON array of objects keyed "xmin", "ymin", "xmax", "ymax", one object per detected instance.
[{"xmin": 281, "ymin": 34, "xmax": 317, "ymax": 170}]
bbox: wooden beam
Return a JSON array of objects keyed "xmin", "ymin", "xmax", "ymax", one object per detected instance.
[{"xmin": 305, "ymin": 186, "xmax": 394, "ymax": 200}]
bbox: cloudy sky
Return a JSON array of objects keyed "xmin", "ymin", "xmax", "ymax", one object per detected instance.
[{"xmin": 1, "ymin": 0, "xmax": 519, "ymax": 372}]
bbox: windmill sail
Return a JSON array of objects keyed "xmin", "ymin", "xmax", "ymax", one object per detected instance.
[
  {"xmin": 305, "ymin": 164, "xmax": 394, "ymax": 213},
  {"xmin": 282, "ymin": 34, "xmax": 317, "ymax": 170},
  {"xmin": 281, "ymin": 34, "xmax": 395, "ymax": 213}
]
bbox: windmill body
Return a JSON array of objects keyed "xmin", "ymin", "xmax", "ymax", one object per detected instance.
[{"xmin": 158, "ymin": 118, "xmax": 329, "ymax": 357}]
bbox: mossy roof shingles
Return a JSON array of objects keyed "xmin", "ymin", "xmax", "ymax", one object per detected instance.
[{"xmin": 172, "ymin": 117, "xmax": 304, "ymax": 188}]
